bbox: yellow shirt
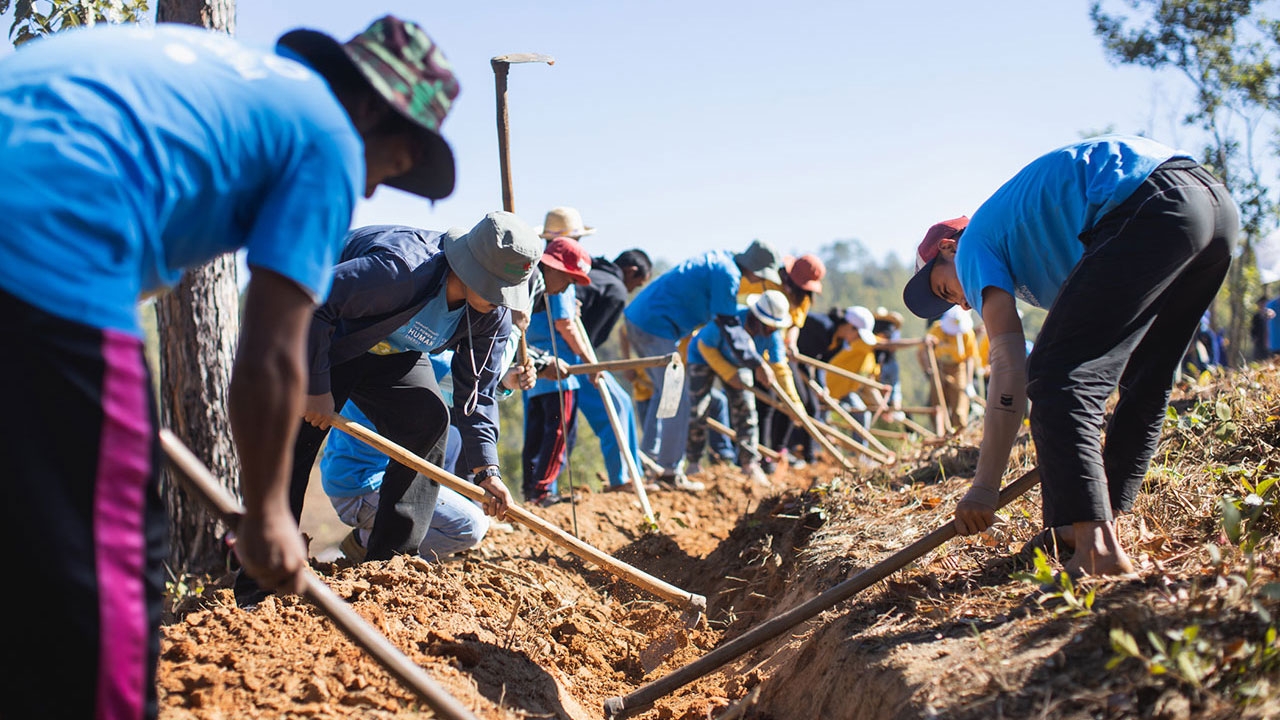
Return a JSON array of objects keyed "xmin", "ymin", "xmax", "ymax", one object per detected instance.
[
  {"xmin": 977, "ymin": 333, "xmax": 990, "ymax": 370},
  {"xmin": 928, "ymin": 324, "xmax": 979, "ymax": 367},
  {"xmin": 826, "ymin": 338, "xmax": 878, "ymax": 400}
]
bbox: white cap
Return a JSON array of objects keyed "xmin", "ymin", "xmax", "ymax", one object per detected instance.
[{"xmin": 843, "ymin": 305, "xmax": 878, "ymax": 345}]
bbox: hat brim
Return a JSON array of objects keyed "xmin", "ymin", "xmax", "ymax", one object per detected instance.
[
  {"xmin": 538, "ymin": 226, "xmax": 596, "ymax": 240},
  {"xmin": 856, "ymin": 328, "xmax": 879, "ymax": 346},
  {"xmin": 277, "ymin": 28, "xmax": 457, "ymax": 201},
  {"xmin": 903, "ymin": 259, "xmax": 955, "ymax": 319},
  {"xmin": 745, "ymin": 293, "xmax": 793, "ymax": 329},
  {"xmin": 540, "ymin": 255, "xmax": 592, "ymax": 286},
  {"xmin": 755, "ymin": 266, "xmax": 782, "ymax": 285},
  {"xmin": 384, "ymin": 132, "xmax": 456, "ymax": 200},
  {"xmin": 443, "ymin": 227, "xmax": 532, "ymax": 311}
]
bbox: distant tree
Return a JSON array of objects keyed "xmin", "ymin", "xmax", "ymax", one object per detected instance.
[
  {"xmin": 1091, "ymin": 0, "xmax": 1280, "ymax": 362},
  {"xmin": 0, "ymin": 0, "xmax": 149, "ymax": 45}
]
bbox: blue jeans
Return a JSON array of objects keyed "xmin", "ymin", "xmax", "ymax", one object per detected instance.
[
  {"xmin": 706, "ymin": 388, "xmax": 736, "ymax": 461},
  {"xmin": 624, "ymin": 320, "xmax": 691, "ymax": 473},
  {"xmin": 577, "ymin": 372, "xmax": 641, "ymax": 487},
  {"xmin": 331, "ymin": 485, "xmax": 488, "ymax": 561}
]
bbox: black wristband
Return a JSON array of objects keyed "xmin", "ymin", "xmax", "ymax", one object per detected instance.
[{"xmin": 474, "ymin": 466, "xmax": 502, "ymax": 484}]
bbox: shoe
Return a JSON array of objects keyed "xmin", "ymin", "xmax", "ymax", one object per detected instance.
[
  {"xmin": 535, "ymin": 494, "xmax": 568, "ymax": 508},
  {"xmin": 340, "ymin": 529, "xmax": 367, "ymax": 563},
  {"xmin": 743, "ymin": 462, "xmax": 773, "ymax": 487},
  {"xmin": 233, "ymin": 569, "xmax": 273, "ymax": 609},
  {"xmin": 685, "ymin": 461, "xmax": 705, "ymax": 477},
  {"xmin": 760, "ymin": 458, "xmax": 777, "ymax": 475},
  {"xmin": 656, "ymin": 471, "xmax": 705, "ymax": 493}
]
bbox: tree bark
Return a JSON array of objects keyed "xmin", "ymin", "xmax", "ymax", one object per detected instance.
[{"xmin": 155, "ymin": 0, "xmax": 238, "ymax": 575}]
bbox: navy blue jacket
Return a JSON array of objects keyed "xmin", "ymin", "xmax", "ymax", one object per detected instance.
[{"xmin": 306, "ymin": 225, "xmax": 510, "ymax": 470}]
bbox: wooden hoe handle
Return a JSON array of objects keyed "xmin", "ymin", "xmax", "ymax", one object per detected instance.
[{"xmin": 327, "ymin": 416, "xmax": 707, "ymax": 613}]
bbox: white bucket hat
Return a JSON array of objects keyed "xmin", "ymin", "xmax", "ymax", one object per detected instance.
[
  {"xmin": 843, "ymin": 305, "xmax": 878, "ymax": 346},
  {"xmin": 746, "ymin": 290, "xmax": 792, "ymax": 329},
  {"xmin": 538, "ymin": 206, "xmax": 596, "ymax": 240}
]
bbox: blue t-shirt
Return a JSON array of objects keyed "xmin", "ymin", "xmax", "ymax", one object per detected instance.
[
  {"xmin": 624, "ymin": 250, "xmax": 742, "ymax": 340},
  {"xmin": 1266, "ymin": 298, "xmax": 1280, "ymax": 353},
  {"xmin": 688, "ymin": 307, "xmax": 780, "ymax": 368},
  {"xmin": 377, "ymin": 275, "xmax": 466, "ymax": 354},
  {"xmin": 320, "ymin": 403, "xmax": 386, "ymax": 498},
  {"xmin": 525, "ymin": 286, "xmax": 581, "ymax": 397},
  {"xmin": 955, "ymin": 136, "xmax": 1189, "ymax": 316},
  {"xmin": 0, "ymin": 24, "xmax": 363, "ymax": 334}
]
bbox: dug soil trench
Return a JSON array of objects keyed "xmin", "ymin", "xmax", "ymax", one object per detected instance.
[{"xmin": 159, "ymin": 365, "xmax": 1280, "ymax": 719}]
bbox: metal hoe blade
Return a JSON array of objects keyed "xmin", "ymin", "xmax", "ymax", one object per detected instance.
[{"xmin": 655, "ymin": 355, "xmax": 685, "ymax": 419}]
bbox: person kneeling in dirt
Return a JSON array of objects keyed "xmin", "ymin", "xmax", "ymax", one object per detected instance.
[
  {"xmin": 323, "ymin": 315, "xmax": 567, "ymax": 561},
  {"xmin": 323, "ymin": 403, "xmax": 493, "ymax": 563},
  {"xmin": 902, "ymin": 135, "xmax": 1238, "ymax": 576},
  {"xmin": 234, "ymin": 213, "xmax": 551, "ymax": 605},
  {"xmin": 686, "ymin": 290, "xmax": 796, "ymax": 486},
  {"xmin": 0, "ymin": 16, "xmax": 462, "ymax": 718}
]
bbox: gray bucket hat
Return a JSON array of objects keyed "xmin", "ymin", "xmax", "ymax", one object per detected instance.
[
  {"xmin": 734, "ymin": 239, "xmax": 783, "ymax": 284},
  {"xmin": 442, "ymin": 211, "xmax": 541, "ymax": 310}
]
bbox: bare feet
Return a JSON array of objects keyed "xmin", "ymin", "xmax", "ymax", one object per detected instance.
[{"xmin": 1063, "ymin": 521, "xmax": 1137, "ymax": 577}]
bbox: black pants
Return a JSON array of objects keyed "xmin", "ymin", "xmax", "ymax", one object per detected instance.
[
  {"xmin": 1, "ymin": 288, "xmax": 164, "ymax": 719},
  {"xmin": 1027, "ymin": 160, "xmax": 1237, "ymax": 527},
  {"xmin": 522, "ymin": 390, "xmax": 579, "ymax": 501},
  {"xmin": 289, "ymin": 352, "xmax": 448, "ymax": 560}
]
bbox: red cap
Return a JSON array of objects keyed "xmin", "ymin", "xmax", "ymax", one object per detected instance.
[
  {"xmin": 903, "ymin": 216, "xmax": 970, "ymax": 319},
  {"xmin": 913, "ymin": 216, "xmax": 969, "ymax": 271},
  {"xmin": 784, "ymin": 254, "xmax": 825, "ymax": 293},
  {"xmin": 541, "ymin": 236, "xmax": 593, "ymax": 285}
]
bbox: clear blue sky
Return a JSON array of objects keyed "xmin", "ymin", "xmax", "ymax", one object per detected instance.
[{"xmin": 14, "ymin": 1, "xmax": 1196, "ymax": 266}]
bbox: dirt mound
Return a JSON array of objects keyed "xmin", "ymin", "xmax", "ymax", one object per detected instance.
[{"xmin": 158, "ymin": 365, "xmax": 1280, "ymax": 719}]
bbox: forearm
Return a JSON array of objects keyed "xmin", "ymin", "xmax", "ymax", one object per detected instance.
[
  {"xmin": 230, "ymin": 354, "xmax": 304, "ymax": 511},
  {"xmin": 971, "ymin": 332, "xmax": 1027, "ymax": 491},
  {"xmin": 770, "ymin": 360, "xmax": 801, "ymax": 405},
  {"xmin": 555, "ymin": 318, "xmax": 593, "ymax": 359},
  {"xmin": 699, "ymin": 341, "xmax": 740, "ymax": 382}
]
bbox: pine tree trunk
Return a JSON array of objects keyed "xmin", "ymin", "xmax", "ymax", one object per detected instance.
[{"xmin": 156, "ymin": 0, "xmax": 238, "ymax": 575}]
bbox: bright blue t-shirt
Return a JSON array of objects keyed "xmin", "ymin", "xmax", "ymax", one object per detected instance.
[
  {"xmin": 687, "ymin": 307, "xmax": 780, "ymax": 368},
  {"xmin": 955, "ymin": 136, "xmax": 1189, "ymax": 317},
  {"xmin": 525, "ymin": 286, "xmax": 582, "ymax": 398},
  {"xmin": 0, "ymin": 24, "xmax": 363, "ymax": 335},
  {"xmin": 320, "ymin": 403, "xmax": 386, "ymax": 498},
  {"xmin": 1266, "ymin": 298, "xmax": 1280, "ymax": 353},
  {"xmin": 624, "ymin": 250, "xmax": 742, "ymax": 340}
]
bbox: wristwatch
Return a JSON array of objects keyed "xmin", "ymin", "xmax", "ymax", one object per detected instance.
[{"xmin": 474, "ymin": 466, "xmax": 502, "ymax": 484}]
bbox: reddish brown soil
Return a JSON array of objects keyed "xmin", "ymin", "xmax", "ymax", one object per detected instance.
[{"xmin": 159, "ymin": 369, "xmax": 1280, "ymax": 720}]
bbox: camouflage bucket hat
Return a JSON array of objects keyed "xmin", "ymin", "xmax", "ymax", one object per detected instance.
[{"xmin": 277, "ymin": 16, "xmax": 460, "ymax": 200}]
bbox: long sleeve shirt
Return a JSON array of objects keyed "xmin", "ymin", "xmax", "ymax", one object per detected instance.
[{"xmin": 305, "ymin": 225, "xmax": 511, "ymax": 471}]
